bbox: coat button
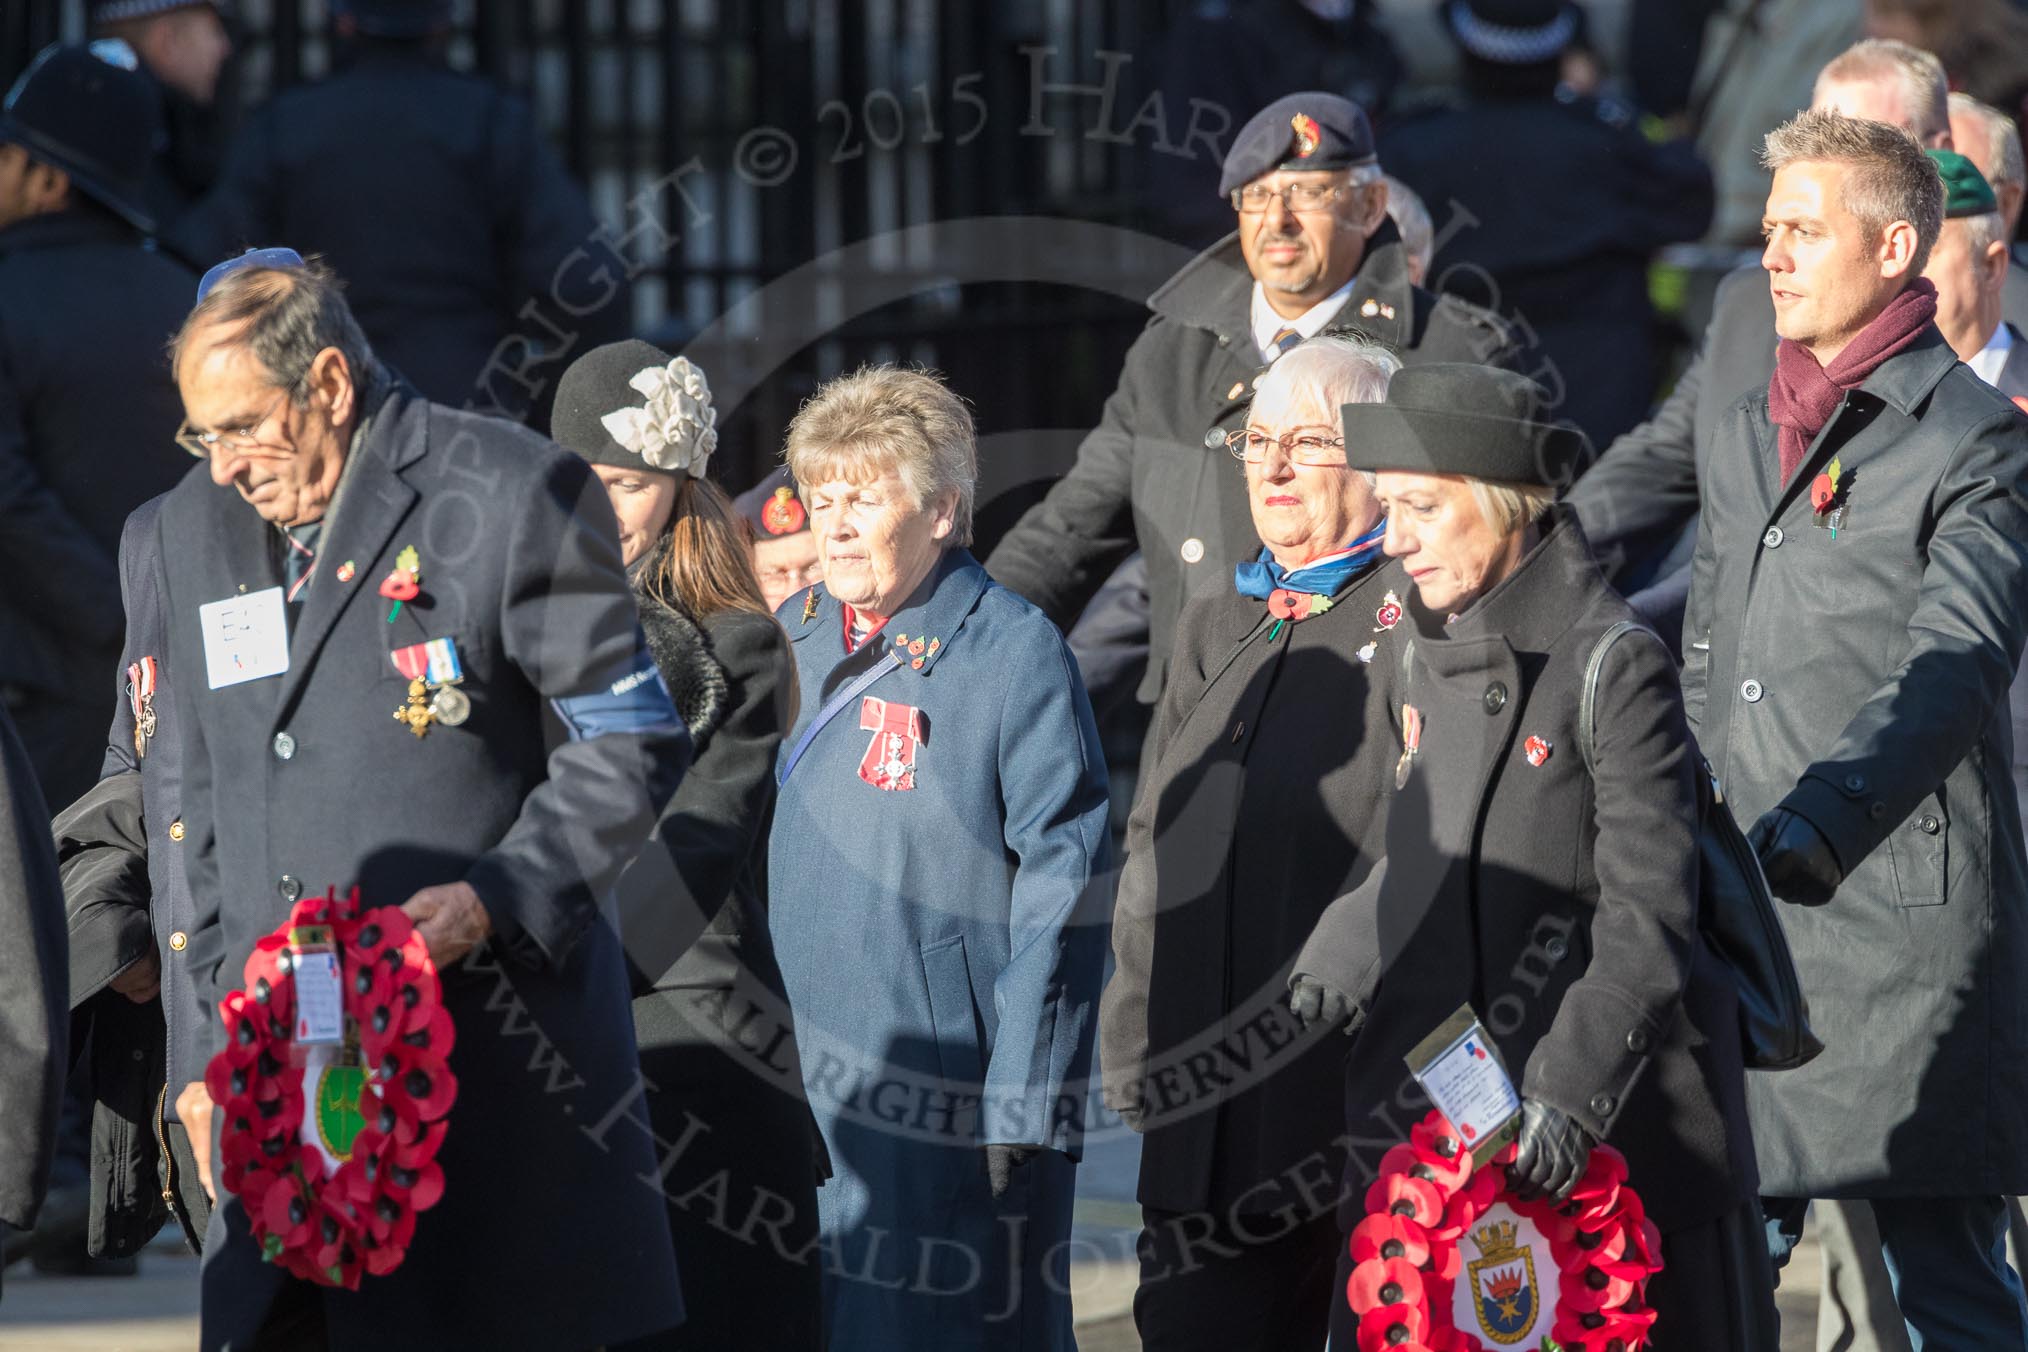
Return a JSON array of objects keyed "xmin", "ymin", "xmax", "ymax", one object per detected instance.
[
  {"xmin": 1180, "ymin": 538, "xmax": 1205, "ymax": 564},
  {"xmin": 1544, "ymin": 936, "xmax": 1569, "ymax": 962},
  {"xmin": 1919, "ymin": 815, "xmax": 1941, "ymax": 834},
  {"xmin": 1740, "ymin": 679, "xmax": 1763, "ymax": 702},
  {"xmin": 1589, "ymin": 1092, "xmax": 1616, "ymax": 1117},
  {"xmin": 1482, "ymin": 681, "xmax": 1508, "ymax": 714},
  {"xmin": 278, "ymin": 874, "xmax": 302, "ymax": 903},
  {"xmin": 272, "ymin": 731, "xmax": 297, "ymax": 761},
  {"xmin": 1763, "ymin": 526, "xmax": 1785, "ymax": 549},
  {"xmin": 1869, "ymin": 802, "xmax": 1887, "ymax": 819},
  {"xmin": 168, "ymin": 819, "xmax": 184, "ymax": 843},
  {"xmin": 1626, "ymin": 1028, "xmax": 1651, "ymax": 1054},
  {"xmin": 1844, "ymin": 773, "xmax": 1867, "ymax": 793},
  {"xmin": 169, "ymin": 931, "xmax": 187, "ymax": 952}
]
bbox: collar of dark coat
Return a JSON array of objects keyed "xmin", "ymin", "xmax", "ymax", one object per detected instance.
[
  {"xmin": 628, "ymin": 568, "xmax": 731, "ymax": 746},
  {"xmin": 1409, "ymin": 507, "xmax": 1607, "ymax": 677},
  {"xmin": 786, "ymin": 547, "xmax": 992, "ymax": 677},
  {"xmin": 0, "ymin": 204, "xmax": 143, "ymax": 258},
  {"xmin": 1148, "ymin": 218, "xmax": 1418, "ymax": 349}
]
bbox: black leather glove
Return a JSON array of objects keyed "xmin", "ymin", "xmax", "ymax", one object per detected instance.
[
  {"xmin": 1749, "ymin": 806, "xmax": 1843, "ymax": 907},
  {"xmin": 1506, "ymin": 1099, "xmax": 1598, "ymax": 1203},
  {"xmin": 1288, "ymin": 973, "xmax": 1361, "ymax": 1035},
  {"xmin": 985, "ymin": 1144, "xmax": 1041, "ymax": 1199}
]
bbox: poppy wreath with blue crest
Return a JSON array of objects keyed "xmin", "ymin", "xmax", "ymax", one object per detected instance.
[
  {"xmin": 1346, "ymin": 1109, "xmax": 1663, "ymax": 1352},
  {"xmin": 206, "ymin": 886, "xmax": 457, "ymax": 1288}
]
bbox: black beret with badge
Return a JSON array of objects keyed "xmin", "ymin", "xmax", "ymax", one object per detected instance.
[
  {"xmin": 1341, "ymin": 363, "xmax": 1589, "ymax": 486},
  {"xmin": 1217, "ymin": 92, "xmax": 1379, "ymax": 198}
]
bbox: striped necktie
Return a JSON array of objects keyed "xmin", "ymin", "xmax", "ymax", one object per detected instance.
[{"xmin": 1267, "ymin": 326, "xmax": 1302, "ymax": 361}]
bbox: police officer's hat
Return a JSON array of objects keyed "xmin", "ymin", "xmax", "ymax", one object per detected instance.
[
  {"xmin": 0, "ymin": 44, "xmax": 161, "ymax": 234},
  {"xmin": 1441, "ymin": 0, "xmax": 1580, "ymax": 65},
  {"xmin": 1218, "ymin": 93, "xmax": 1378, "ymax": 197},
  {"xmin": 330, "ymin": 0, "xmax": 455, "ymax": 39},
  {"xmin": 735, "ymin": 466, "xmax": 810, "ymax": 539},
  {"xmin": 89, "ymin": 0, "xmax": 224, "ymax": 22},
  {"xmin": 1341, "ymin": 363, "xmax": 1588, "ymax": 486}
]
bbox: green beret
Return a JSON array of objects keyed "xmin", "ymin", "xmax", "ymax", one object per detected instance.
[{"xmin": 1928, "ymin": 149, "xmax": 1999, "ymax": 219}]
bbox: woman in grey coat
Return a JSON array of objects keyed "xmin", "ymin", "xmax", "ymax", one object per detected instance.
[
  {"xmin": 1293, "ymin": 364, "xmax": 1772, "ymax": 1350},
  {"xmin": 552, "ymin": 341, "xmax": 823, "ymax": 1352}
]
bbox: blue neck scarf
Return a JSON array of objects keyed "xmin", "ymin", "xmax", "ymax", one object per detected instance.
[{"xmin": 1233, "ymin": 519, "xmax": 1388, "ymax": 600}]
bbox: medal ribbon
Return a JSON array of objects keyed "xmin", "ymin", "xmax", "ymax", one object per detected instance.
[
  {"xmin": 390, "ymin": 642, "xmax": 430, "ymax": 683},
  {"xmin": 127, "ymin": 656, "xmax": 156, "ymax": 708},
  {"xmin": 857, "ymin": 696, "xmax": 925, "ymax": 790}
]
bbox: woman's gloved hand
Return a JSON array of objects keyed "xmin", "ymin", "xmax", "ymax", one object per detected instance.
[
  {"xmin": 1288, "ymin": 972, "xmax": 1362, "ymax": 1035},
  {"xmin": 1506, "ymin": 1098, "xmax": 1598, "ymax": 1203}
]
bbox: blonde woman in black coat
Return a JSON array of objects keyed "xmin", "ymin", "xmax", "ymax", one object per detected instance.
[
  {"xmin": 1291, "ymin": 365, "xmax": 1772, "ymax": 1350},
  {"xmin": 553, "ymin": 341, "xmax": 822, "ymax": 1352}
]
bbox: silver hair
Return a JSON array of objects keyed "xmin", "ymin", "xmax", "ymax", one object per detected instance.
[
  {"xmin": 1814, "ymin": 38, "xmax": 1949, "ymax": 143},
  {"xmin": 1962, "ymin": 208, "xmax": 2008, "ymax": 260},
  {"xmin": 1382, "ymin": 174, "xmax": 1434, "ymax": 283},
  {"xmin": 782, "ymin": 365, "xmax": 978, "ymax": 547},
  {"xmin": 1249, "ymin": 334, "xmax": 1400, "ymax": 486},
  {"xmin": 1762, "ymin": 108, "xmax": 1945, "ymax": 276},
  {"xmin": 1949, "ymin": 92, "xmax": 2025, "ymax": 191},
  {"xmin": 171, "ymin": 261, "xmax": 377, "ymax": 405}
]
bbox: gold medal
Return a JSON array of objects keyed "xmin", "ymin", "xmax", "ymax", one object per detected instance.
[{"xmin": 394, "ymin": 677, "xmax": 434, "ymax": 739}]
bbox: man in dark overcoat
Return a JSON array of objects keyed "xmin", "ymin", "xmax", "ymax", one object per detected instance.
[
  {"xmin": 177, "ymin": 0, "xmax": 630, "ymax": 426},
  {"xmin": 162, "ymin": 256, "xmax": 689, "ymax": 1349},
  {"xmin": 1566, "ymin": 39, "xmax": 2028, "ymax": 636},
  {"xmin": 0, "ymin": 44, "xmax": 198, "ymax": 811},
  {"xmin": 986, "ymin": 93, "xmax": 1516, "ymax": 717},
  {"xmin": 1685, "ymin": 109, "xmax": 2028, "ymax": 1342},
  {"xmin": 0, "ymin": 701, "xmax": 67, "ymax": 1296}
]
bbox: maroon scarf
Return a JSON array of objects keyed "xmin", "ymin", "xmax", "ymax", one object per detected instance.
[{"xmin": 1768, "ymin": 278, "xmax": 1938, "ymax": 483}]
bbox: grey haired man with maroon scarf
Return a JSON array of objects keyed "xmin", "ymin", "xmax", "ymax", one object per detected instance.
[{"xmin": 1684, "ymin": 107, "xmax": 2028, "ymax": 1344}]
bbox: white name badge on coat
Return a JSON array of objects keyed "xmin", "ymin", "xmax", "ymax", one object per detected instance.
[{"xmin": 200, "ymin": 587, "xmax": 291, "ymax": 689}]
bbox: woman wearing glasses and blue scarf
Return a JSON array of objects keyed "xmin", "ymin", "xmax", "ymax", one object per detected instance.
[{"xmin": 1097, "ymin": 332, "xmax": 1414, "ymax": 1350}]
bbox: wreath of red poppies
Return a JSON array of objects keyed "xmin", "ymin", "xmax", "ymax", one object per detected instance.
[
  {"xmin": 205, "ymin": 886, "xmax": 457, "ymax": 1288},
  {"xmin": 1347, "ymin": 1110, "xmax": 1663, "ymax": 1352}
]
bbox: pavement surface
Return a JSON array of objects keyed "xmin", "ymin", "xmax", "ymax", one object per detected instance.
[{"xmin": 0, "ymin": 1132, "xmax": 1827, "ymax": 1352}]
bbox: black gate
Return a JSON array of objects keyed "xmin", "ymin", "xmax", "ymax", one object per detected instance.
[{"xmin": 2, "ymin": 0, "xmax": 1208, "ymax": 529}]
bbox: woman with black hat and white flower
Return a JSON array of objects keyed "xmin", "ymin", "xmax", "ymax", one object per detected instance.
[
  {"xmin": 551, "ymin": 339, "xmax": 823, "ymax": 1352},
  {"xmin": 1290, "ymin": 364, "xmax": 1772, "ymax": 1347}
]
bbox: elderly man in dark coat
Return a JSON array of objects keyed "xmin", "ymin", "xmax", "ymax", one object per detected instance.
[
  {"xmin": 986, "ymin": 92, "xmax": 1516, "ymax": 718},
  {"xmin": 0, "ymin": 45, "xmax": 197, "ymax": 812},
  {"xmin": 162, "ymin": 255, "xmax": 689, "ymax": 1349},
  {"xmin": 0, "ymin": 701, "xmax": 68, "ymax": 1295},
  {"xmin": 1099, "ymin": 334, "xmax": 1414, "ymax": 1351},
  {"xmin": 1685, "ymin": 109, "xmax": 2028, "ymax": 1343}
]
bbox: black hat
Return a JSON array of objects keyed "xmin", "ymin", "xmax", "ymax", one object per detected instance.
[
  {"xmin": 0, "ymin": 44, "xmax": 161, "ymax": 234},
  {"xmin": 1218, "ymin": 93, "xmax": 1378, "ymax": 198},
  {"xmin": 1342, "ymin": 364, "xmax": 1588, "ymax": 485},
  {"xmin": 89, "ymin": 0, "xmax": 223, "ymax": 22},
  {"xmin": 734, "ymin": 466, "xmax": 809, "ymax": 538},
  {"xmin": 553, "ymin": 339, "xmax": 719, "ymax": 477},
  {"xmin": 1441, "ymin": 0, "xmax": 1580, "ymax": 65},
  {"xmin": 330, "ymin": 0, "xmax": 455, "ymax": 39}
]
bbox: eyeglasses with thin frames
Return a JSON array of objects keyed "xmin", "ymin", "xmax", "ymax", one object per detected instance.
[
  {"xmin": 1229, "ymin": 181, "xmax": 1356, "ymax": 215},
  {"xmin": 175, "ymin": 389, "xmax": 296, "ymax": 460},
  {"xmin": 1220, "ymin": 427, "xmax": 1348, "ymax": 465}
]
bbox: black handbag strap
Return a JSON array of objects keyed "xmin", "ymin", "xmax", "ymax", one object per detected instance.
[
  {"xmin": 1577, "ymin": 620, "xmax": 1654, "ymax": 776},
  {"xmin": 777, "ymin": 651, "xmax": 901, "ymax": 786}
]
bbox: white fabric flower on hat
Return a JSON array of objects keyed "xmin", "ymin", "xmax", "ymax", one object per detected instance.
[{"xmin": 599, "ymin": 357, "xmax": 718, "ymax": 476}]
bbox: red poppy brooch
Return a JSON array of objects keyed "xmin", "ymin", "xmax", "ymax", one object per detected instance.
[
  {"xmin": 206, "ymin": 886, "xmax": 456, "ymax": 1288},
  {"xmin": 1347, "ymin": 1109, "xmax": 1663, "ymax": 1352},
  {"xmin": 1809, "ymin": 456, "xmax": 1846, "ymax": 537}
]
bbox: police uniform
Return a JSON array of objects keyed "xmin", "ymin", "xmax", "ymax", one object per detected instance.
[
  {"xmin": 986, "ymin": 94, "xmax": 1517, "ymax": 713},
  {"xmin": 163, "ymin": 363, "xmax": 691, "ymax": 1349},
  {"xmin": 1380, "ymin": 0, "xmax": 1715, "ymax": 451},
  {"xmin": 176, "ymin": 3, "xmax": 628, "ymax": 424},
  {"xmin": 0, "ymin": 46, "xmax": 197, "ymax": 812}
]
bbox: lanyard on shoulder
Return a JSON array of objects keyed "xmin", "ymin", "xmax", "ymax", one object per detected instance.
[{"xmin": 777, "ymin": 651, "xmax": 902, "ymax": 786}]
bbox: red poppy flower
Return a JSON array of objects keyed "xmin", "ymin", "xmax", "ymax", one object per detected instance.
[
  {"xmin": 1356, "ymin": 1302, "xmax": 1429, "ymax": 1352},
  {"xmin": 1347, "ymin": 1256, "xmax": 1427, "ymax": 1314},
  {"xmin": 1268, "ymin": 588, "xmax": 1314, "ymax": 621},
  {"xmin": 1411, "ymin": 1118, "xmax": 1473, "ymax": 1183},
  {"xmin": 378, "ymin": 567, "xmax": 419, "ymax": 602},
  {"xmin": 1811, "ymin": 472, "xmax": 1836, "ymax": 513},
  {"xmin": 1350, "ymin": 1213, "xmax": 1433, "ymax": 1268},
  {"xmin": 1383, "ymin": 1141, "xmax": 1470, "ymax": 1194},
  {"xmin": 1560, "ymin": 1260, "xmax": 1639, "ymax": 1313},
  {"xmin": 1375, "ymin": 600, "xmax": 1403, "ymax": 628},
  {"xmin": 1365, "ymin": 1172, "xmax": 1445, "ymax": 1228}
]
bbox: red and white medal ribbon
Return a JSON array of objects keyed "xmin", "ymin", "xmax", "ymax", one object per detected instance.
[{"xmin": 858, "ymin": 696, "xmax": 925, "ymax": 791}]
